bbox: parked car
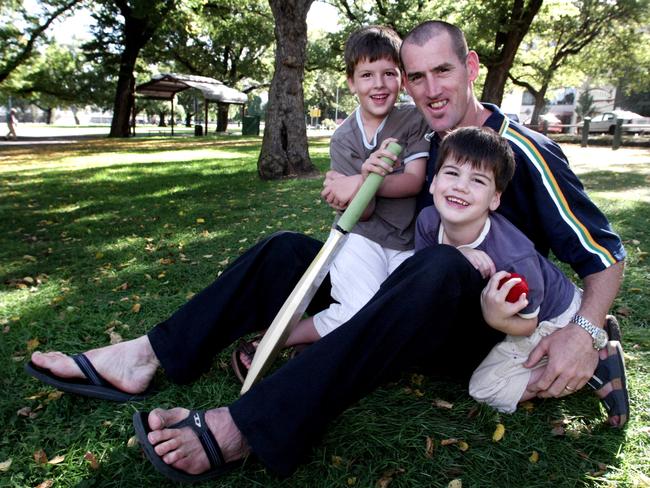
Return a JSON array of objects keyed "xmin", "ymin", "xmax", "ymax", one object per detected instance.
[
  {"xmin": 587, "ymin": 110, "xmax": 650, "ymax": 134},
  {"xmin": 538, "ymin": 113, "xmax": 563, "ymax": 133},
  {"xmin": 505, "ymin": 113, "xmax": 520, "ymax": 123}
]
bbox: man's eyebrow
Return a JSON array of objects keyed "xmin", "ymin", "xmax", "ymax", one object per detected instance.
[{"xmin": 405, "ymin": 62, "xmax": 456, "ymax": 79}]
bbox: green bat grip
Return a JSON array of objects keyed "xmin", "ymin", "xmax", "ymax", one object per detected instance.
[{"xmin": 336, "ymin": 141, "xmax": 403, "ymax": 232}]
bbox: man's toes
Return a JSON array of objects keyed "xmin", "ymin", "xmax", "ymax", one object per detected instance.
[
  {"xmin": 148, "ymin": 407, "xmax": 189, "ymax": 431},
  {"xmin": 155, "ymin": 437, "xmax": 182, "ymax": 459}
]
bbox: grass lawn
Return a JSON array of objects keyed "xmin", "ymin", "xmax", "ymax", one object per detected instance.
[{"xmin": 0, "ymin": 136, "xmax": 648, "ymax": 487}]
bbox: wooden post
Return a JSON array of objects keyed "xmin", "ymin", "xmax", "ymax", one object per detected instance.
[
  {"xmin": 581, "ymin": 118, "xmax": 590, "ymax": 147},
  {"xmin": 204, "ymin": 100, "xmax": 208, "ymax": 136},
  {"xmin": 612, "ymin": 119, "xmax": 623, "ymax": 150},
  {"xmin": 171, "ymin": 97, "xmax": 175, "ymax": 136}
]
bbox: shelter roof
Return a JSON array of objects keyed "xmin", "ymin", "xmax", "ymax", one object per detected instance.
[{"xmin": 136, "ymin": 73, "xmax": 247, "ymax": 104}]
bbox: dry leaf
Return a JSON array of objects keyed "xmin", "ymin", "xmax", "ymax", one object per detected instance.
[
  {"xmin": 432, "ymin": 398, "xmax": 453, "ymax": 409},
  {"xmin": 23, "ymin": 254, "xmax": 37, "ymax": 262},
  {"xmin": 47, "ymin": 391, "xmax": 64, "ymax": 402},
  {"xmin": 616, "ymin": 306, "xmax": 631, "ymax": 317},
  {"xmin": 492, "ymin": 423, "xmax": 505, "ymax": 442},
  {"xmin": 34, "ymin": 449, "xmax": 48, "ymax": 464},
  {"xmin": 425, "ymin": 436, "xmax": 435, "ymax": 458},
  {"xmin": 376, "ymin": 468, "xmax": 404, "ymax": 488},
  {"xmin": 196, "ymin": 218, "xmax": 205, "ymax": 223},
  {"xmin": 440, "ymin": 438, "xmax": 459, "ymax": 446},
  {"xmin": 127, "ymin": 436, "xmax": 139, "ymax": 448},
  {"xmin": 17, "ymin": 406, "xmax": 33, "ymax": 417},
  {"xmin": 331, "ymin": 455, "xmax": 344, "ymax": 467},
  {"xmin": 457, "ymin": 441, "xmax": 469, "ymax": 452},
  {"xmin": 95, "ymin": 252, "xmax": 104, "ymax": 259},
  {"xmin": 108, "ymin": 330, "xmax": 123, "ymax": 344},
  {"xmin": 84, "ymin": 451, "xmax": 100, "ymax": 470},
  {"xmin": 466, "ymin": 405, "xmax": 479, "ymax": 419},
  {"xmin": 26, "ymin": 338, "xmax": 40, "ymax": 351},
  {"xmin": 0, "ymin": 459, "xmax": 12, "ymax": 472},
  {"xmin": 48, "ymin": 455, "xmax": 65, "ymax": 465},
  {"xmin": 411, "ymin": 373, "xmax": 424, "ymax": 386},
  {"xmin": 347, "ymin": 477, "xmax": 357, "ymax": 485},
  {"xmin": 35, "ymin": 480, "xmax": 54, "ymax": 488},
  {"xmin": 448, "ymin": 480, "xmax": 462, "ymax": 488},
  {"xmin": 131, "ymin": 303, "xmax": 141, "ymax": 313},
  {"xmin": 529, "ymin": 451, "xmax": 539, "ymax": 463},
  {"xmin": 520, "ymin": 401, "xmax": 535, "ymax": 412},
  {"xmin": 551, "ymin": 425, "xmax": 566, "ymax": 437},
  {"xmin": 2, "ymin": 326, "xmax": 9, "ymax": 334}
]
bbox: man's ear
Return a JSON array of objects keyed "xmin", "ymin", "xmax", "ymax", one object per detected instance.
[
  {"xmin": 465, "ymin": 50, "xmax": 480, "ymax": 83},
  {"xmin": 489, "ymin": 190, "xmax": 501, "ymax": 212}
]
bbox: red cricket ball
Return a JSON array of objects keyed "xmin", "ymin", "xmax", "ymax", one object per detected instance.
[{"xmin": 498, "ymin": 272, "xmax": 529, "ymax": 303}]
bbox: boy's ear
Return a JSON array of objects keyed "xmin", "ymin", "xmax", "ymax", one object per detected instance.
[
  {"xmin": 489, "ymin": 190, "xmax": 501, "ymax": 212},
  {"xmin": 429, "ymin": 174, "xmax": 437, "ymax": 195},
  {"xmin": 347, "ymin": 76, "xmax": 356, "ymax": 95}
]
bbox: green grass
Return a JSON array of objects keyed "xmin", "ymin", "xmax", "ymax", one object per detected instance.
[{"xmin": 0, "ymin": 137, "xmax": 648, "ymax": 487}]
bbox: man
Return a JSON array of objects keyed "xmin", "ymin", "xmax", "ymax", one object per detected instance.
[{"xmin": 27, "ymin": 21, "xmax": 625, "ymax": 481}]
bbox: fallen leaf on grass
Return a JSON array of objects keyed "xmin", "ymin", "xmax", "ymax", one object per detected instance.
[
  {"xmin": 196, "ymin": 218, "xmax": 205, "ymax": 224},
  {"xmin": 520, "ymin": 401, "xmax": 535, "ymax": 412},
  {"xmin": 131, "ymin": 303, "xmax": 141, "ymax": 313},
  {"xmin": 84, "ymin": 451, "xmax": 100, "ymax": 470},
  {"xmin": 26, "ymin": 338, "xmax": 40, "ymax": 351},
  {"xmin": 492, "ymin": 423, "xmax": 505, "ymax": 442},
  {"xmin": 440, "ymin": 438, "xmax": 459, "ymax": 446},
  {"xmin": 0, "ymin": 459, "xmax": 12, "ymax": 472},
  {"xmin": 35, "ymin": 480, "xmax": 54, "ymax": 488},
  {"xmin": 529, "ymin": 451, "xmax": 539, "ymax": 463},
  {"xmin": 34, "ymin": 449, "xmax": 48, "ymax": 464},
  {"xmin": 2, "ymin": 326, "xmax": 9, "ymax": 334},
  {"xmin": 47, "ymin": 391, "xmax": 64, "ymax": 402},
  {"xmin": 432, "ymin": 398, "xmax": 453, "ymax": 409},
  {"xmin": 376, "ymin": 467, "xmax": 405, "ymax": 487},
  {"xmin": 17, "ymin": 406, "xmax": 37, "ymax": 418},
  {"xmin": 23, "ymin": 255, "xmax": 37, "ymax": 262},
  {"xmin": 95, "ymin": 252, "xmax": 104, "ymax": 260},
  {"xmin": 48, "ymin": 455, "xmax": 65, "ymax": 465},
  {"xmin": 347, "ymin": 477, "xmax": 357, "ymax": 485},
  {"xmin": 331, "ymin": 455, "xmax": 344, "ymax": 467},
  {"xmin": 108, "ymin": 330, "xmax": 123, "ymax": 344},
  {"xmin": 448, "ymin": 480, "xmax": 462, "ymax": 488},
  {"xmin": 425, "ymin": 436, "xmax": 436, "ymax": 458},
  {"xmin": 127, "ymin": 436, "xmax": 139, "ymax": 448}
]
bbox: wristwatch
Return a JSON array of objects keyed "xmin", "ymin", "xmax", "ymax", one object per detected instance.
[{"xmin": 571, "ymin": 314, "xmax": 608, "ymax": 350}]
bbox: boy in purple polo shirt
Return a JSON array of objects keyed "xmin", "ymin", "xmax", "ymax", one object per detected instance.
[{"xmin": 415, "ymin": 126, "xmax": 628, "ymax": 425}]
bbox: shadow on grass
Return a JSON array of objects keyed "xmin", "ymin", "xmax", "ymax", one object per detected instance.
[{"xmin": 579, "ymin": 169, "xmax": 649, "ymax": 193}]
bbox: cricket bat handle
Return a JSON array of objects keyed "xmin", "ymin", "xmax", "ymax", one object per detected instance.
[{"xmin": 336, "ymin": 141, "xmax": 402, "ymax": 232}]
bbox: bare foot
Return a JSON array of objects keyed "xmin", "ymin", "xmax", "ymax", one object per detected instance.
[
  {"xmin": 30, "ymin": 336, "xmax": 159, "ymax": 394},
  {"xmin": 146, "ymin": 407, "xmax": 249, "ymax": 475}
]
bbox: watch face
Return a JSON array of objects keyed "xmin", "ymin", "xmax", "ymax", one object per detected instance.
[{"xmin": 594, "ymin": 328, "xmax": 608, "ymax": 349}]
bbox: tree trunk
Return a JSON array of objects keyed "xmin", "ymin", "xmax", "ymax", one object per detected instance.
[
  {"xmin": 480, "ymin": 0, "xmax": 543, "ymax": 105},
  {"xmin": 258, "ymin": 0, "xmax": 316, "ymax": 179},
  {"xmin": 216, "ymin": 102, "xmax": 229, "ymax": 132},
  {"xmin": 530, "ymin": 87, "xmax": 548, "ymax": 127}
]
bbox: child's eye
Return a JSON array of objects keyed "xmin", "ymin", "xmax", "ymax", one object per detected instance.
[
  {"xmin": 443, "ymin": 169, "xmax": 459, "ymax": 176},
  {"xmin": 472, "ymin": 178, "xmax": 487, "ymax": 185}
]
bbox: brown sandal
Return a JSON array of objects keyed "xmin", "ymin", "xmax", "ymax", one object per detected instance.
[{"xmin": 231, "ymin": 334, "xmax": 263, "ymax": 384}]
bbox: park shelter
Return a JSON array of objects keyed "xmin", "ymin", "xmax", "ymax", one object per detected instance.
[{"xmin": 135, "ymin": 73, "xmax": 248, "ymax": 135}]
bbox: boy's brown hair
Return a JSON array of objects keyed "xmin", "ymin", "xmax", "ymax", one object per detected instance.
[
  {"xmin": 435, "ymin": 127, "xmax": 516, "ymax": 193},
  {"xmin": 344, "ymin": 25, "xmax": 402, "ymax": 78}
]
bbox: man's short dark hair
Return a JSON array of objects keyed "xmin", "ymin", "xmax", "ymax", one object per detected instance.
[
  {"xmin": 401, "ymin": 20, "xmax": 468, "ymax": 64},
  {"xmin": 435, "ymin": 127, "xmax": 516, "ymax": 193},
  {"xmin": 344, "ymin": 25, "xmax": 402, "ymax": 78}
]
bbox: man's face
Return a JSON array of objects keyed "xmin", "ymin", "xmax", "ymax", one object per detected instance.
[{"xmin": 402, "ymin": 32, "xmax": 478, "ymax": 133}]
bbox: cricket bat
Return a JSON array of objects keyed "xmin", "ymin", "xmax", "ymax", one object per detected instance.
[{"xmin": 241, "ymin": 142, "xmax": 403, "ymax": 394}]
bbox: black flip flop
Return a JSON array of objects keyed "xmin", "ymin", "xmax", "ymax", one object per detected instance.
[
  {"xmin": 133, "ymin": 410, "xmax": 240, "ymax": 483},
  {"xmin": 587, "ymin": 341, "xmax": 629, "ymax": 427},
  {"xmin": 25, "ymin": 353, "xmax": 153, "ymax": 402}
]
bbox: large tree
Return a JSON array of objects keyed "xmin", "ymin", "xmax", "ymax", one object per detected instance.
[
  {"xmin": 458, "ymin": 0, "xmax": 543, "ymax": 105},
  {"xmin": 143, "ymin": 0, "xmax": 274, "ymax": 131},
  {"xmin": 258, "ymin": 0, "xmax": 315, "ymax": 179},
  {"xmin": 85, "ymin": 0, "xmax": 177, "ymax": 137},
  {"xmin": 508, "ymin": 0, "xmax": 646, "ymax": 125}
]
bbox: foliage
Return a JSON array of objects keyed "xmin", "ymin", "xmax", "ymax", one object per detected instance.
[
  {"xmin": 0, "ymin": 0, "xmax": 83, "ymax": 84},
  {"xmin": 508, "ymin": 0, "xmax": 647, "ymax": 125},
  {"xmin": 575, "ymin": 90, "xmax": 596, "ymax": 121},
  {"xmin": 0, "ymin": 137, "xmax": 648, "ymax": 487}
]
